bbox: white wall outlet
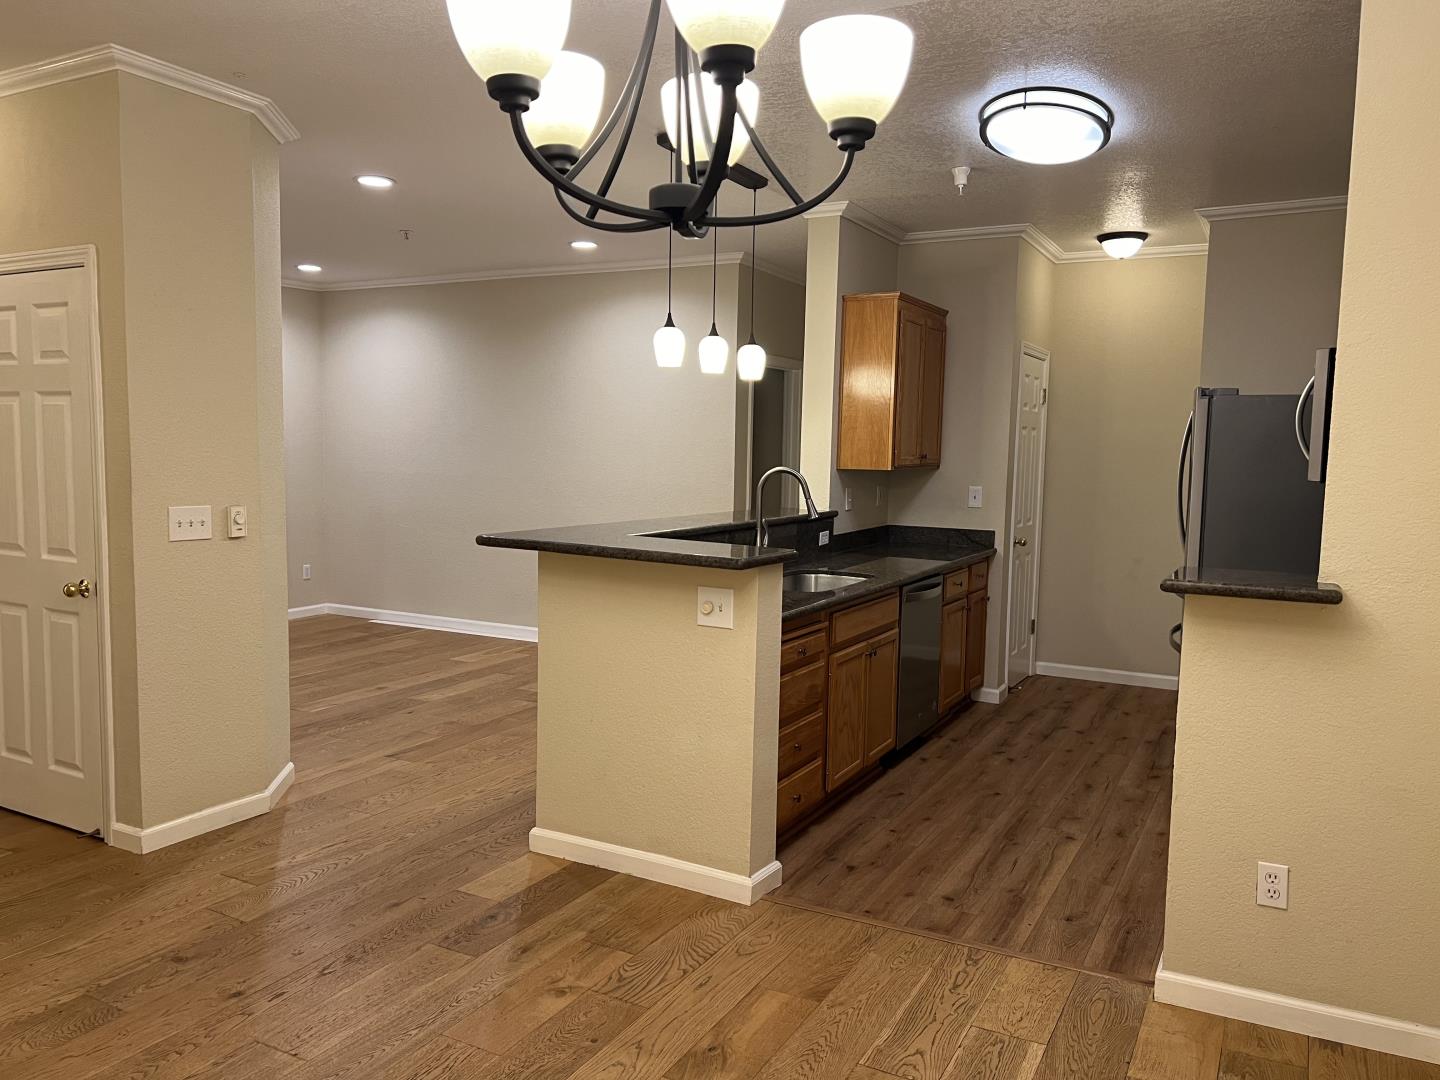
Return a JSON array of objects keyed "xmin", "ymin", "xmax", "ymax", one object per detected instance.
[
  {"xmin": 226, "ymin": 505, "xmax": 248, "ymax": 538},
  {"xmin": 819, "ymin": 531, "xmax": 830, "ymax": 546},
  {"xmin": 967, "ymin": 485, "xmax": 983, "ymax": 509},
  {"xmin": 1257, "ymin": 861, "xmax": 1289, "ymax": 909},
  {"xmin": 843, "ymin": 487, "xmax": 853, "ymax": 511},
  {"xmin": 696, "ymin": 587, "xmax": 735, "ymax": 629},
  {"xmin": 302, "ymin": 563, "xmax": 312, "ymax": 581},
  {"xmin": 169, "ymin": 505, "xmax": 212, "ymax": 541}
]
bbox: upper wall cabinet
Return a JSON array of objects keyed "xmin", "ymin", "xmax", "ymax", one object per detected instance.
[{"xmin": 837, "ymin": 292, "xmax": 948, "ymax": 471}]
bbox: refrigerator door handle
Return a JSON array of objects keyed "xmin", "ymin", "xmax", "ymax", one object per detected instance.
[
  {"xmin": 1178, "ymin": 410, "xmax": 1194, "ymax": 548},
  {"xmin": 1295, "ymin": 375, "xmax": 1316, "ymax": 461}
]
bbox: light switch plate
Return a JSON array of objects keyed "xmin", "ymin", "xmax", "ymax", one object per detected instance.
[
  {"xmin": 226, "ymin": 505, "xmax": 248, "ymax": 538},
  {"xmin": 819, "ymin": 530, "xmax": 830, "ymax": 546},
  {"xmin": 696, "ymin": 587, "xmax": 735, "ymax": 629},
  {"xmin": 169, "ymin": 505, "xmax": 212, "ymax": 541},
  {"xmin": 967, "ymin": 485, "xmax": 983, "ymax": 508}
]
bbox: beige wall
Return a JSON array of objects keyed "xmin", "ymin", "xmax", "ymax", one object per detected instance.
[
  {"xmin": 282, "ymin": 288, "xmax": 325, "ymax": 609},
  {"xmin": 0, "ymin": 73, "xmax": 290, "ymax": 828},
  {"xmin": 1200, "ymin": 210, "xmax": 1346, "ymax": 393},
  {"xmin": 1037, "ymin": 256, "xmax": 1207, "ymax": 678},
  {"xmin": 535, "ymin": 553, "xmax": 780, "ymax": 878},
  {"xmin": 1164, "ymin": 0, "xmax": 1440, "ymax": 1035}
]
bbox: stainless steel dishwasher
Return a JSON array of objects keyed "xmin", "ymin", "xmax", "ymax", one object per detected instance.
[{"xmin": 895, "ymin": 575, "xmax": 943, "ymax": 751}]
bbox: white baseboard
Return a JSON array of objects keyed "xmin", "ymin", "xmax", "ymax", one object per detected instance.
[
  {"xmin": 1155, "ymin": 960, "xmax": 1440, "ymax": 1065},
  {"xmin": 1034, "ymin": 661, "xmax": 1178, "ymax": 691},
  {"xmin": 974, "ymin": 684, "xmax": 1008, "ymax": 705},
  {"xmin": 529, "ymin": 827, "xmax": 783, "ymax": 906},
  {"xmin": 287, "ymin": 602, "xmax": 538, "ymax": 642},
  {"xmin": 110, "ymin": 761, "xmax": 294, "ymax": 854}
]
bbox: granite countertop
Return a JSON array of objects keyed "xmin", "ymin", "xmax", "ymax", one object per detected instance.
[
  {"xmin": 1160, "ymin": 566, "xmax": 1344, "ymax": 605},
  {"xmin": 476, "ymin": 509, "xmax": 840, "ymax": 570},
  {"xmin": 781, "ymin": 541, "xmax": 995, "ymax": 619}
]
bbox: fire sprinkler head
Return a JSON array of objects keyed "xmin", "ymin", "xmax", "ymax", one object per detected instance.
[{"xmin": 952, "ymin": 166, "xmax": 971, "ymax": 195}]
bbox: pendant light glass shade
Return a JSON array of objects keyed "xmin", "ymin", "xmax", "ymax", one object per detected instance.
[
  {"xmin": 661, "ymin": 77, "xmax": 759, "ymax": 167},
  {"xmin": 799, "ymin": 15, "xmax": 913, "ymax": 125},
  {"xmin": 524, "ymin": 51, "xmax": 605, "ymax": 150},
  {"xmin": 446, "ymin": 0, "xmax": 572, "ymax": 80},
  {"xmin": 1097, "ymin": 231, "xmax": 1148, "ymax": 259},
  {"xmin": 980, "ymin": 88, "xmax": 1113, "ymax": 164},
  {"xmin": 665, "ymin": 0, "xmax": 786, "ymax": 55},
  {"xmin": 698, "ymin": 327, "xmax": 730, "ymax": 374},
  {"xmin": 737, "ymin": 341, "xmax": 767, "ymax": 382},
  {"xmin": 654, "ymin": 318, "xmax": 686, "ymax": 368}
]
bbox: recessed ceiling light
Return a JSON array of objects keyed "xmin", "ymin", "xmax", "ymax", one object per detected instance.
[
  {"xmin": 980, "ymin": 87, "xmax": 1114, "ymax": 164},
  {"xmin": 570, "ymin": 240, "xmax": 598, "ymax": 251},
  {"xmin": 355, "ymin": 174, "xmax": 396, "ymax": 189},
  {"xmin": 296, "ymin": 263, "xmax": 323, "ymax": 273},
  {"xmin": 1097, "ymin": 231, "xmax": 1149, "ymax": 259}
]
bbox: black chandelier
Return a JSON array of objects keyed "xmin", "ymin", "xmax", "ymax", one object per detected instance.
[{"xmin": 447, "ymin": 0, "xmax": 915, "ymax": 239}]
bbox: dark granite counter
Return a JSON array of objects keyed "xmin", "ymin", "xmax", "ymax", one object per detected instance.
[
  {"xmin": 476, "ymin": 510, "xmax": 840, "ymax": 570},
  {"xmin": 1161, "ymin": 567, "xmax": 1343, "ymax": 605}
]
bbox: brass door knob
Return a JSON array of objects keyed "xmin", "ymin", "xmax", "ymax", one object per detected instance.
[
  {"xmin": 62, "ymin": 578, "xmax": 92, "ymax": 599},
  {"xmin": 1014, "ymin": 536, "xmax": 1029, "ymax": 547}
]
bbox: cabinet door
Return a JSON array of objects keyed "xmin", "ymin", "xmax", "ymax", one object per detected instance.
[
  {"xmin": 894, "ymin": 312, "xmax": 926, "ymax": 466},
  {"xmin": 920, "ymin": 316, "xmax": 946, "ymax": 465},
  {"xmin": 826, "ymin": 639, "xmax": 870, "ymax": 790},
  {"xmin": 939, "ymin": 597, "xmax": 968, "ymax": 713},
  {"xmin": 964, "ymin": 590, "xmax": 988, "ymax": 693},
  {"xmin": 863, "ymin": 629, "xmax": 899, "ymax": 765}
]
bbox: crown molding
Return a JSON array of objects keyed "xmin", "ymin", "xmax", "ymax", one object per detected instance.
[
  {"xmin": 1054, "ymin": 242, "xmax": 1209, "ymax": 263},
  {"xmin": 803, "ymin": 201, "xmax": 907, "ymax": 246},
  {"xmin": 281, "ymin": 251, "xmax": 748, "ymax": 292},
  {"xmin": 0, "ymin": 44, "xmax": 299, "ymax": 143},
  {"xmin": 1195, "ymin": 196, "xmax": 1346, "ymax": 232}
]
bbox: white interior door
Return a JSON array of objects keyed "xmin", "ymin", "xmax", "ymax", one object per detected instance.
[
  {"xmin": 1006, "ymin": 345, "xmax": 1049, "ymax": 687},
  {"xmin": 0, "ymin": 266, "xmax": 104, "ymax": 833}
]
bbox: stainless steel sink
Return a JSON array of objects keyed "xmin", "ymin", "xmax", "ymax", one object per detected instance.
[{"xmin": 783, "ymin": 571, "xmax": 870, "ymax": 594}]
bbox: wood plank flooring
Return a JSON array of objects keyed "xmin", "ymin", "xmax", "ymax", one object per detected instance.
[
  {"xmin": 775, "ymin": 676, "xmax": 1175, "ymax": 983},
  {"xmin": 0, "ymin": 616, "xmax": 1431, "ymax": 1080}
]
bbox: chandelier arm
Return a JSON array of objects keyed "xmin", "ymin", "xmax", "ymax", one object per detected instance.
[
  {"xmin": 570, "ymin": 0, "xmax": 662, "ymax": 181},
  {"xmin": 554, "ymin": 189, "xmax": 668, "ymax": 233},
  {"xmin": 684, "ymin": 82, "xmax": 739, "ymax": 220},
  {"xmin": 738, "ymin": 109, "xmax": 804, "ymax": 206},
  {"xmin": 700, "ymin": 150, "xmax": 857, "ymax": 227},
  {"xmin": 582, "ymin": 0, "xmax": 660, "ymax": 218},
  {"xmin": 508, "ymin": 110, "xmax": 668, "ymax": 222}
]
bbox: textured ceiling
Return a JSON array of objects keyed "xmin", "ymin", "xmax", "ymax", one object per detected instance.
[{"xmin": 4, "ymin": 0, "xmax": 1360, "ymax": 282}]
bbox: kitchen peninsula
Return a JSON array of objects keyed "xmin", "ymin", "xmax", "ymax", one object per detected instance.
[{"xmin": 477, "ymin": 511, "xmax": 995, "ymax": 904}]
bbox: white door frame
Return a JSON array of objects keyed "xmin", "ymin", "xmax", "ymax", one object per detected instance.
[
  {"xmin": 0, "ymin": 245, "xmax": 114, "ymax": 841},
  {"xmin": 1003, "ymin": 342, "xmax": 1050, "ymax": 685}
]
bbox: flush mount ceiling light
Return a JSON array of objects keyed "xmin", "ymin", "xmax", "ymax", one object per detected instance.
[
  {"xmin": 355, "ymin": 174, "xmax": 396, "ymax": 189},
  {"xmin": 569, "ymin": 239, "xmax": 598, "ymax": 251},
  {"xmin": 445, "ymin": 0, "xmax": 914, "ymax": 239},
  {"xmin": 979, "ymin": 86, "xmax": 1113, "ymax": 165},
  {"xmin": 295, "ymin": 263, "xmax": 323, "ymax": 273},
  {"xmin": 1097, "ymin": 230, "xmax": 1148, "ymax": 259}
]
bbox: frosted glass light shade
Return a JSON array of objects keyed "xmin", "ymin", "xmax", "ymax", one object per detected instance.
[
  {"xmin": 446, "ymin": 0, "xmax": 572, "ymax": 80},
  {"xmin": 799, "ymin": 15, "xmax": 913, "ymax": 125},
  {"xmin": 698, "ymin": 330, "xmax": 730, "ymax": 375},
  {"xmin": 737, "ymin": 341, "xmax": 767, "ymax": 381},
  {"xmin": 524, "ymin": 51, "xmax": 605, "ymax": 149},
  {"xmin": 661, "ymin": 77, "xmax": 759, "ymax": 166},
  {"xmin": 980, "ymin": 88, "xmax": 1113, "ymax": 164},
  {"xmin": 654, "ymin": 320, "xmax": 686, "ymax": 367},
  {"xmin": 665, "ymin": 0, "xmax": 785, "ymax": 54},
  {"xmin": 1097, "ymin": 231, "xmax": 1148, "ymax": 259}
]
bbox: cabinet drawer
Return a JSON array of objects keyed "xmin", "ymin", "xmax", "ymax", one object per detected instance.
[
  {"xmin": 781, "ymin": 626, "xmax": 828, "ymax": 674},
  {"xmin": 969, "ymin": 559, "xmax": 989, "ymax": 593},
  {"xmin": 829, "ymin": 591, "xmax": 900, "ymax": 649},
  {"xmin": 779, "ymin": 660, "xmax": 825, "ymax": 724},
  {"xmin": 944, "ymin": 568, "xmax": 970, "ymax": 602},
  {"xmin": 777, "ymin": 758, "xmax": 824, "ymax": 832},
  {"xmin": 778, "ymin": 712, "xmax": 824, "ymax": 780}
]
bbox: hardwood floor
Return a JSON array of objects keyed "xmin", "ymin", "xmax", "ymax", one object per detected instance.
[
  {"xmin": 0, "ymin": 616, "xmax": 1431, "ymax": 1080},
  {"xmin": 776, "ymin": 675, "xmax": 1175, "ymax": 983}
]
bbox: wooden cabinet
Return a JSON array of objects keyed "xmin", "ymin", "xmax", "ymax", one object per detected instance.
[
  {"xmin": 836, "ymin": 292, "xmax": 948, "ymax": 471},
  {"xmin": 965, "ymin": 587, "xmax": 988, "ymax": 695},
  {"xmin": 939, "ymin": 593, "xmax": 968, "ymax": 714},
  {"xmin": 863, "ymin": 629, "xmax": 899, "ymax": 765},
  {"xmin": 940, "ymin": 559, "xmax": 993, "ymax": 713},
  {"xmin": 824, "ymin": 638, "xmax": 869, "ymax": 790}
]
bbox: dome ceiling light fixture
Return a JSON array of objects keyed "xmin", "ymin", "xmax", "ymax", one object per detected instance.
[
  {"xmin": 979, "ymin": 86, "xmax": 1114, "ymax": 165},
  {"xmin": 445, "ymin": 0, "xmax": 915, "ymax": 239},
  {"xmin": 1097, "ymin": 230, "xmax": 1149, "ymax": 259}
]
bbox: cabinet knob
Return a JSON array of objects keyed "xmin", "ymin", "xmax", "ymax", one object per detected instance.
[
  {"xmin": 791, "ymin": 794, "xmax": 803, "ymax": 803},
  {"xmin": 797, "ymin": 646, "xmax": 807, "ymax": 657}
]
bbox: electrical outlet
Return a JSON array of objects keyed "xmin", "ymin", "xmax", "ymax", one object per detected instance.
[
  {"xmin": 819, "ymin": 531, "xmax": 830, "ymax": 546},
  {"xmin": 967, "ymin": 485, "xmax": 983, "ymax": 509},
  {"xmin": 302, "ymin": 563, "xmax": 312, "ymax": 581},
  {"xmin": 875, "ymin": 484, "xmax": 883, "ymax": 507},
  {"xmin": 1257, "ymin": 862, "xmax": 1289, "ymax": 909}
]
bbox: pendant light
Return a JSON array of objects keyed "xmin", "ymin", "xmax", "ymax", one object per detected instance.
[
  {"xmin": 653, "ymin": 230, "xmax": 686, "ymax": 368},
  {"xmin": 737, "ymin": 190, "xmax": 767, "ymax": 382},
  {"xmin": 799, "ymin": 15, "xmax": 914, "ymax": 148},
  {"xmin": 698, "ymin": 220, "xmax": 729, "ymax": 375},
  {"xmin": 1097, "ymin": 230, "xmax": 1149, "ymax": 259}
]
